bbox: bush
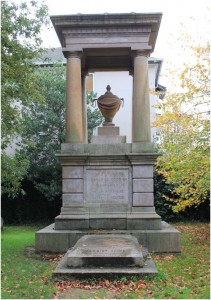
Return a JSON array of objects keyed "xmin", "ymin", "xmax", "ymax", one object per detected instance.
[
  {"xmin": 154, "ymin": 171, "xmax": 210, "ymax": 222},
  {"xmin": 1, "ymin": 180, "xmax": 62, "ymax": 224}
]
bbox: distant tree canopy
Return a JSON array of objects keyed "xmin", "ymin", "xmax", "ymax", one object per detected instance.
[
  {"xmin": 154, "ymin": 41, "xmax": 210, "ymax": 213},
  {"xmin": 1, "ymin": 0, "xmax": 49, "ymax": 148},
  {"xmin": 1, "ymin": 0, "xmax": 49, "ymax": 198},
  {"xmin": 15, "ymin": 65, "xmax": 103, "ymax": 201}
]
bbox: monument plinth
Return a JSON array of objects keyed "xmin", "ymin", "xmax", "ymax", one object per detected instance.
[{"xmin": 35, "ymin": 13, "xmax": 181, "ymax": 259}]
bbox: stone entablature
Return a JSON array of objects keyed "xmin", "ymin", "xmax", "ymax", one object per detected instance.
[
  {"xmin": 51, "ymin": 13, "xmax": 162, "ymax": 71},
  {"xmin": 50, "ymin": 13, "xmax": 163, "ymax": 143}
]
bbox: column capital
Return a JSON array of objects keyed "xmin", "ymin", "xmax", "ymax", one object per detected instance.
[
  {"xmin": 64, "ymin": 51, "xmax": 83, "ymax": 59},
  {"xmin": 131, "ymin": 50, "xmax": 150, "ymax": 59}
]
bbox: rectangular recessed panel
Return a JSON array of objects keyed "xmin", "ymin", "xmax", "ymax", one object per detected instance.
[
  {"xmin": 133, "ymin": 166, "xmax": 153, "ymax": 178},
  {"xmin": 63, "ymin": 166, "xmax": 83, "ymax": 179},
  {"xmin": 63, "ymin": 194, "xmax": 84, "ymax": 206},
  {"xmin": 133, "ymin": 193, "xmax": 154, "ymax": 206},
  {"xmin": 86, "ymin": 169, "xmax": 129, "ymax": 204},
  {"xmin": 133, "ymin": 179, "xmax": 153, "ymax": 193},
  {"xmin": 63, "ymin": 179, "xmax": 83, "ymax": 193}
]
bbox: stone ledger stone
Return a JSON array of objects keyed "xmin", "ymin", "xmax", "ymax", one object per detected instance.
[{"xmin": 67, "ymin": 234, "xmax": 144, "ymax": 267}]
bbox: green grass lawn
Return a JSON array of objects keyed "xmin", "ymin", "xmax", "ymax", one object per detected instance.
[
  {"xmin": 1, "ymin": 226, "xmax": 57, "ymax": 299},
  {"xmin": 1, "ymin": 223, "xmax": 210, "ymax": 299}
]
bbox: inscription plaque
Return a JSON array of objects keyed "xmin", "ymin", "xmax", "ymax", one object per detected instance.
[{"xmin": 86, "ymin": 168, "xmax": 129, "ymax": 204}]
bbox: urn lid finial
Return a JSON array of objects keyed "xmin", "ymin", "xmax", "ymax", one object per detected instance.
[{"xmin": 106, "ymin": 85, "xmax": 111, "ymax": 92}]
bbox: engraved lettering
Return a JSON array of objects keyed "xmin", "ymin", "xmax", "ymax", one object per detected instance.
[{"xmin": 86, "ymin": 169, "xmax": 129, "ymax": 204}]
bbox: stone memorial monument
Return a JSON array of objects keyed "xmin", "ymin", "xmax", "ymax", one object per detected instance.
[{"xmin": 36, "ymin": 13, "xmax": 181, "ymax": 270}]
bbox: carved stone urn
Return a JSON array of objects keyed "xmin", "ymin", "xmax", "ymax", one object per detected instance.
[{"xmin": 97, "ymin": 85, "xmax": 123, "ymax": 125}]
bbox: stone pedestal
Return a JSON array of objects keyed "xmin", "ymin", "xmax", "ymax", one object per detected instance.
[
  {"xmin": 91, "ymin": 126, "xmax": 126, "ymax": 144},
  {"xmin": 36, "ymin": 138, "xmax": 181, "ymax": 253},
  {"xmin": 54, "ymin": 138, "xmax": 162, "ymax": 232}
]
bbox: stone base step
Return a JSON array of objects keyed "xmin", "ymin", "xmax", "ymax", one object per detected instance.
[
  {"xmin": 35, "ymin": 221, "xmax": 181, "ymax": 254},
  {"xmin": 54, "ymin": 212, "xmax": 162, "ymax": 230},
  {"xmin": 52, "ymin": 254, "xmax": 158, "ymax": 280}
]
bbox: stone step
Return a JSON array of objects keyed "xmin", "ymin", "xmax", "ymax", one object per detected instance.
[
  {"xmin": 54, "ymin": 212, "xmax": 162, "ymax": 230},
  {"xmin": 35, "ymin": 221, "xmax": 181, "ymax": 254}
]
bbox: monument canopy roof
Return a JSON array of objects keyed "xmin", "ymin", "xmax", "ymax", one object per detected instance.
[{"xmin": 50, "ymin": 13, "xmax": 162, "ymax": 72}]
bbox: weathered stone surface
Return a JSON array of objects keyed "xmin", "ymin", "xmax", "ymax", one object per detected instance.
[
  {"xmin": 62, "ymin": 194, "xmax": 84, "ymax": 206},
  {"xmin": 63, "ymin": 179, "xmax": 83, "ymax": 193},
  {"xmin": 133, "ymin": 193, "xmax": 154, "ymax": 206},
  {"xmin": 131, "ymin": 142, "xmax": 155, "ymax": 153},
  {"xmin": 51, "ymin": 13, "xmax": 162, "ymax": 67},
  {"xmin": 98, "ymin": 126, "xmax": 120, "ymax": 136},
  {"xmin": 55, "ymin": 215, "xmax": 89, "ymax": 230},
  {"xmin": 133, "ymin": 179, "xmax": 153, "ymax": 193},
  {"xmin": 54, "ymin": 211, "xmax": 162, "ymax": 230},
  {"xmin": 52, "ymin": 247, "xmax": 158, "ymax": 279},
  {"xmin": 59, "ymin": 143, "xmax": 159, "ymax": 155},
  {"xmin": 67, "ymin": 234, "xmax": 144, "ymax": 267},
  {"xmin": 66, "ymin": 55, "xmax": 83, "ymax": 143},
  {"xmin": 63, "ymin": 166, "xmax": 83, "ymax": 178},
  {"xmin": 86, "ymin": 168, "xmax": 130, "ymax": 204},
  {"xmin": 35, "ymin": 224, "xmax": 69, "ymax": 253},
  {"xmin": 91, "ymin": 135, "xmax": 126, "ymax": 144},
  {"xmin": 60, "ymin": 143, "xmax": 132, "ymax": 155},
  {"xmin": 89, "ymin": 217, "xmax": 127, "ymax": 230},
  {"xmin": 127, "ymin": 218, "xmax": 161, "ymax": 230},
  {"xmin": 36, "ymin": 222, "xmax": 181, "ymax": 253},
  {"xmin": 131, "ymin": 207, "xmax": 155, "ymax": 213},
  {"xmin": 88, "ymin": 204, "xmax": 129, "ymax": 213},
  {"xmin": 60, "ymin": 207, "xmax": 88, "ymax": 214},
  {"xmin": 132, "ymin": 55, "xmax": 150, "ymax": 143},
  {"xmin": 133, "ymin": 165, "xmax": 153, "ymax": 178}
]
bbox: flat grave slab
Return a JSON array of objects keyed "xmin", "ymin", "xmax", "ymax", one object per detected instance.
[
  {"xmin": 52, "ymin": 234, "xmax": 158, "ymax": 279},
  {"xmin": 67, "ymin": 234, "xmax": 143, "ymax": 267}
]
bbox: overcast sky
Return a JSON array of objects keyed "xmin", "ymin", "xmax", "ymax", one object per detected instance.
[{"xmin": 43, "ymin": 0, "xmax": 210, "ymax": 52}]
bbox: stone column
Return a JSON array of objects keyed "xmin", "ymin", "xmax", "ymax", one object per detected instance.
[
  {"xmin": 81, "ymin": 72, "xmax": 88, "ymax": 143},
  {"xmin": 132, "ymin": 52, "xmax": 151, "ymax": 143},
  {"xmin": 66, "ymin": 52, "xmax": 83, "ymax": 143}
]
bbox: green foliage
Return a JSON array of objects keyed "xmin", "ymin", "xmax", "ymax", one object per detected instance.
[
  {"xmin": 1, "ymin": 0, "xmax": 49, "ymax": 148},
  {"xmin": 154, "ymin": 171, "xmax": 178, "ymax": 221},
  {"xmin": 2, "ymin": 180, "xmax": 62, "ymax": 224},
  {"xmin": 18, "ymin": 65, "xmax": 103, "ymax": 200},
  {"xmin": 154, "ymin": 41, "xmax": 210, "ymax": 212},
  {"xmin": 19, "ymin": 64, "xmax": 66, "ymax": 200},
  {"xmin": 87, "ymin": 91, "xmax": 104, "ymax": 142},
  {"xmin": 154, "ymin": 170, "xmax": 209, "ymax": 221},
  {"xmin": 1, "ymin": 152, "xmax": 29, "ymax": 198},
  {"xmin": 1, "ymin": 0, "xmax": 49, "ymax": 198}
]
